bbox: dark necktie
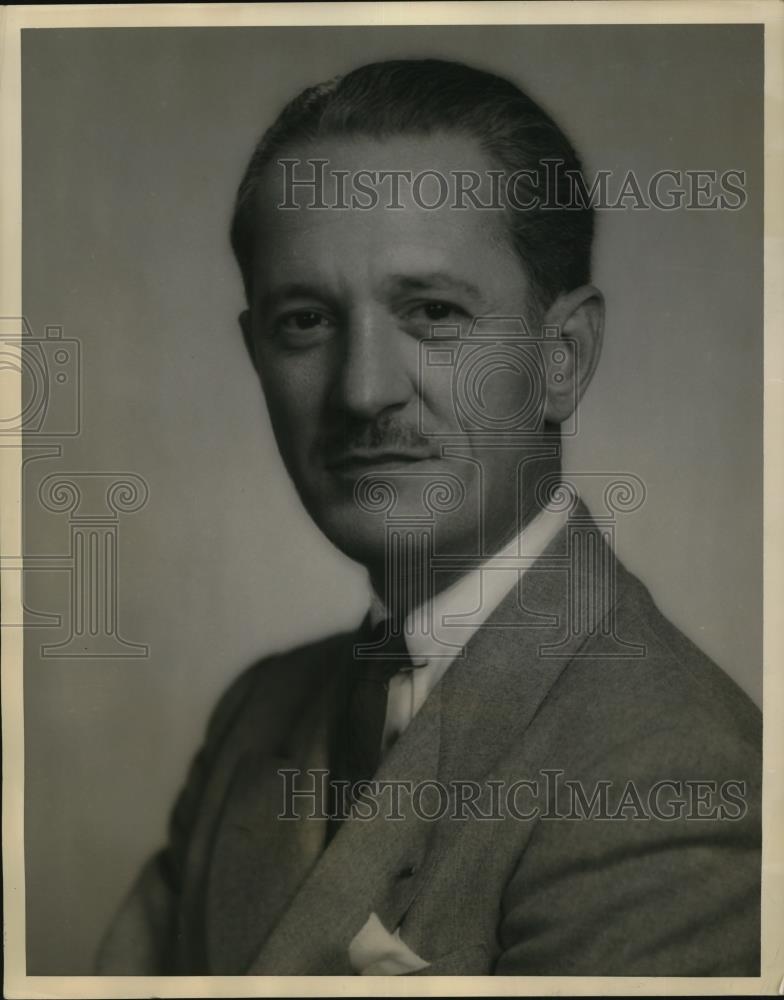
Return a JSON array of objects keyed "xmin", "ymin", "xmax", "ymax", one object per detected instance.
[{"xmin": 344, "ymin": 618, "xmax": 425, "ymax": 790}]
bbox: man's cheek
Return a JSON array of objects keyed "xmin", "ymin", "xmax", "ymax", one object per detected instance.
[
  {"xmin": 260, "ymin": 369, "xmax": 302, "ymax": 425},
  {"xmin": 419, "ymin": 371, "xmax": 460, "ymax": 435}
]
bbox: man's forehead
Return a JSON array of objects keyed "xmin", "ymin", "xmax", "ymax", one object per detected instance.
[
  {"xmin": 250, "ymin": 209, "xmax": 522, "ymax": 308},
  {"xmin": 250, "ymin": 132, "xmax": 517, "ymax": 281},
  {"xmin": 259, "ymin": 130, "xmax": 501, "ymax": 209}
]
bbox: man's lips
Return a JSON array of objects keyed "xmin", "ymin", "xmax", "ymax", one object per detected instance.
[{"xmin": 324, "ymin": 449, "xmax": 435, "ymax": 471}]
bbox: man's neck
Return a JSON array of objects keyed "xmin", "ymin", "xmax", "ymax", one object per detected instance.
[{"xmin": 368, "ymin": 496, "xmax": 551, "ymax": 622}]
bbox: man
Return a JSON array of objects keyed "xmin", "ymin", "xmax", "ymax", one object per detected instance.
[{"xmin": 97, "ymin": 58, "xmax": 761, "ymax": 976}]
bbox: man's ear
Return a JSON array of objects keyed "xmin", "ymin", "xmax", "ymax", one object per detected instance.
[
  {"xmin": 541, "ymin": 284, "xmax": 604, "ymax": 424},
  {"xmin": 238, "ymin": 309, "xmax": 258, "ymax": 371}
]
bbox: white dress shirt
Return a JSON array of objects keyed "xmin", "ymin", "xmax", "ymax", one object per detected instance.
[{"xmin": 368, "ymin": 504, "xmax": 568, "ymax": 760}]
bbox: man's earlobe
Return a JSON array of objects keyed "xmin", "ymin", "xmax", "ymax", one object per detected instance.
[
  {"xmin": 542, "ymin": 285, "xmax": 604, "ymax": 424},
  {"xmin": 239, "ymin": 310, "xmax": 257, "ymax": 368}
]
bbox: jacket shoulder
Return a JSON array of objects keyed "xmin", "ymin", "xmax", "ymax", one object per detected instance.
[
  {"xmin": 202, "ymin": 627, "xmax": 356, "ymax": 754},
  {"xmin": 543, "ymin": 556, "xmax": 761, "ymax": 767}
]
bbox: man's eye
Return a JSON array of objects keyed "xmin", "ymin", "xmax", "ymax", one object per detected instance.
[
  {"xmin": 410, "ymin": 301, "xmax": 466, "ymax": 323},
  {"xmin": 272, "ymin": 309, "xmax": 337, "ymax": 346},
  {"xmin": 420, "ymin": 302, "xmax": 458, "ymax": 321},
  {"xmin": 279, "ymin": 310, "xmax": 332, "ymax": 332}
]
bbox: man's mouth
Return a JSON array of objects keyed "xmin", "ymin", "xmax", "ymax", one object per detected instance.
[{"xmin": 324, "ymin": 448, "xmax": 435, "ymax": 473}]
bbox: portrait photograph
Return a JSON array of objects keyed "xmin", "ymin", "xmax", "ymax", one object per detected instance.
[{"xmin": 1, "ymin": 3, "xmax": 782, "ymax": 997}]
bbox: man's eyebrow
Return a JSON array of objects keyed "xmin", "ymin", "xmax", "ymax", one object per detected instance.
[
  {"xmin": 256, "ymin": 282, "xmax": 334, "ymax": 310},
  {"xmin": 256, "ymin": 273, "xmax": 490, "ymax": 310},
  {"xmin": 385, "ymin": 273, "xmax": 488, "ymax": 302}
]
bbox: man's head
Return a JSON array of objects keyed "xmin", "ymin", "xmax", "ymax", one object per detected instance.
[{"xmin": 231, "ymin": 59, "xmax": 603, "ymax": 589}]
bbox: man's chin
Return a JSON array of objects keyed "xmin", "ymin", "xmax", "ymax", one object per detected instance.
[
  {"xmin": 307, "ymin": 495, "xmax": 429, "ymax": 567},
  {"xmin": 297, "ymin": 460, "xmax": 478, "ymax": 566},
  {"xmin": 306, "ymin": 490, "xmax": 480, "ymax": 574}
]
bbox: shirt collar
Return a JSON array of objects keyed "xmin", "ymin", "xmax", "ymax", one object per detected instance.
[{"xmin": 368, "ymin": 503, "xmax": 568, "ymax": 666}]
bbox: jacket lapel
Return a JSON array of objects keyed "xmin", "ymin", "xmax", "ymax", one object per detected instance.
[
  {"xmin": 246, "ymin": 678, "xmax": 444, "ymax": 974},
  {"xmin": 439, "ymin": 504, "xmax": 603, "ymax": 789},
  {"xmin": 204, "ymin": 646, "xmax": 345, "ymax": 973}
]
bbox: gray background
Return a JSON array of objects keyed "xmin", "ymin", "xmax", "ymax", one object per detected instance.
[{"xmin": 21, "ymin": 25, "xmax": 763, "ymax": 973}]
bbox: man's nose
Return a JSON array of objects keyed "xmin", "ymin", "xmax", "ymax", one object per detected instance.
[{"xmin": 331, "ymin": 311, "xmax": 413, "ymax": 419}]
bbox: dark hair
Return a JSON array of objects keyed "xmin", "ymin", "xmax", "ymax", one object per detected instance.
[{"xmin": 230, "ymin": 58, "xmax": 594, "ymax": 311}]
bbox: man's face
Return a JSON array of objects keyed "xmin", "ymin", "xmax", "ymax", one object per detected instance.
[{"xmin": 243, "ymin": 133, "xmax": 559, "ymax": 574}]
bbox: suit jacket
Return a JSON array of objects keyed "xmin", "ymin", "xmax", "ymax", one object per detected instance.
[{"xmin": 96, "ymin": 506, "xmax": 761, "ymax": 976}]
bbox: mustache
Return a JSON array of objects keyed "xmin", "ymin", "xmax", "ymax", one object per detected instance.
[{"xmin": 320, "ymin": 413, "xmax": 432, "ymax": 456}]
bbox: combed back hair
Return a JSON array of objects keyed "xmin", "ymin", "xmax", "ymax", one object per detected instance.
[{"xmin": 230, "ymin": 58, "xmax": 594, "ymax": 312}]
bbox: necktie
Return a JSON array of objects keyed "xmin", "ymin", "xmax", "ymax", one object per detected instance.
[{"xmin": 344, "ymin": 618, "xmax": 425, "ymax": 790}]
